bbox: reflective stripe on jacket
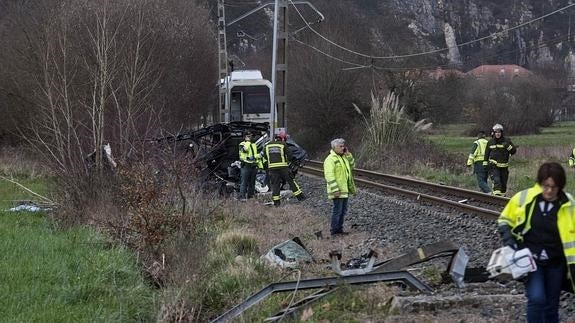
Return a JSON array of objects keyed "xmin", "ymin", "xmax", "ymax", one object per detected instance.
[
  {"xmin": 467, "ymin": 138, "xmax": 488, "ymax": 166},
  {"xmin": 323, "ymin": 150, "xmax": 355, "ymax": 199},
  {"xmin": 485, "ymin": 136, "xmax": 516, "ymax": 168},
  {"xmin": 498, "ymin": 184, "xmax": 575, "ymax": 292},
  {"xmin": 264, "ymin": 141, "xmax": 289, "ymax": 169}
]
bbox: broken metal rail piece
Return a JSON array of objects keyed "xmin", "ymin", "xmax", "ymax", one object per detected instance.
[
  {"xmin": 210, "ymin": 271, "xmax": 432, "ymax": 323},
  {"xmin": 373, "ymin": 240, "xmax": 459, "ymax": 273},
  {"xmin": 264, "ymin": 288, "xmax": 338, "ymax": 322},
  {"xmin": 268, "ymin": 240, "xmax": 471, "ymax": 321}
]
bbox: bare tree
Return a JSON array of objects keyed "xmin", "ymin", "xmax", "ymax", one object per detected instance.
[{"xmin": 0, "ymin": 0, "xmax": 217, "ymax": 219}]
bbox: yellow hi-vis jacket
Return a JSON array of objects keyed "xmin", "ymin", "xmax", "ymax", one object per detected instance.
[
  {"xmin": 568, "ymin": 148, "xmax": 575, "ymax": 167},
  {"xmin": 466, "ymin": 138, "xmax": 488, "ymax": 166},
  {"xmin": 498, "ymin": 184, "xmax": 575, "ymax": 292},
  {"xmin": 239, "ymin": 141, "xmax": 263, "ymax": 168},
  {"xmin": 323, "ymin": 150, "xmax": 356, "ymax": 199}
]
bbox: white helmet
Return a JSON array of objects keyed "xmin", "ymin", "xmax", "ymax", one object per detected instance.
[{"xmin": 492, "ymin": 124, "xmax": 504, "ymax": 132}]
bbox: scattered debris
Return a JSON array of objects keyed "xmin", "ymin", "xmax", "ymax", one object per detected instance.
[
  {"xmin": 154, "ymin": 121, "xmax": 308, "ymax": 196},
  {"xmin": 263, "ymin": 237, "xmax": 313, "ymax": 268},
  {"xmin": 85, "ymin": 143, "xmax": 117, "ymax": 169},
  {"xmin": 7, "ymin": 201, "xmax": 51, "ymax": 212},
  {"xmin": 330, "ymin": 249, "xmax": 379, "ymax": 276},
  {"xmin": 0, "ymin": 175, "xmax": 55, "ymax": 207},
  {"xmin": 212, "ymin": 271, "xmax": 432, "ymax": 323}
]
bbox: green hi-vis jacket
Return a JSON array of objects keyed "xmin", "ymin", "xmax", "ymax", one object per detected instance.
[
  {"xmin": 568, "ymin": 148, "xmax": 575, "ymax": 167},
  {"xmin": 466, "ymin": 138, "xmax": 488, "ymax": 166},
  {"xmin": 323, "ymin": 150, "xmax": 356, "ymax": 199},
  {"xmin": 239, "ymin": 140, "xmax": 263, "ymax": 168},
  {"xmin": 498, "ymin": 184, "xmax": 575, "ymax": 292}
]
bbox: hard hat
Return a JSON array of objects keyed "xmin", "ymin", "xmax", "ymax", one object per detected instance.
[
  {"xmin": 492, "ymin": 124, "xmax": 504, "ymax": 132},
  {"xmin": 275, "ymin": 131, "xmax": 287, "ymax": 141}
]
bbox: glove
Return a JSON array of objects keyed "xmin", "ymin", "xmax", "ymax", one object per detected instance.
[{"xmin": 498, "ymin": 225, "xmax": 518, "ymax": 250}]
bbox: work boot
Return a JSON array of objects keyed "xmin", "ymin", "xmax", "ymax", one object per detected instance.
[
  {"xmin": 296, "ymin": 193, "xmax": 306, "ymax": 201},
  {"xmin": 273, "ymin": 200, "xmax": 280, "ymax": 207}
]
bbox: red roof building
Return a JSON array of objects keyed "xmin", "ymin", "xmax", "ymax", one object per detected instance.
[{"xmin": 466, "ymin": 64, "xmax": 532, "ymax": 80}]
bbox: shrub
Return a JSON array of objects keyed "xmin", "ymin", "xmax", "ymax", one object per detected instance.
[
  {"xmin": 356, "ymin": 91, "xmax": 432, "ymax": 159},
  {"xmin": 464, "ymin": 77, "xmax": 557, "ymax": 135}
]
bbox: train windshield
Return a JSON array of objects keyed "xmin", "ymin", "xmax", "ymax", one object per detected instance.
[{"xmin": 233, "ymin": 85, "xmax": 271, "ymax": 115}]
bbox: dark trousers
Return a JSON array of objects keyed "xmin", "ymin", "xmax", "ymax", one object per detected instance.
[
  {"xmin": 473, "ymin": 163, "xmax": 491, "ymax": 193},
  {"xmin": 269, "ymin": 167, "xmax": 302, "ymax": 203},
  {"xmin": 525, "ymin": 262, "xmax": 566, "ymax": 323},
  {"xmin": 490, "ymin": 166, "xmax": 509, "ymax": 195},
  {"xmin": 330, "ymin": 198, "xmax": 348, "ymax": 234},
  {"xmin": 239, "ymin": 165, "xmax": 257, "ymax": 199}
]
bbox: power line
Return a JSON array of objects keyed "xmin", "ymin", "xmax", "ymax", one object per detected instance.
[
  {"xmin": 289, "ymin": 0, "xmax": 575, "ymax": 60},
  {"xmin": 292, "ymin": 32, "xmax": 573, "ymax": 72},
  {"xmin": 290, "ymin": 37, "xmax": 369, "ymax": 68}
]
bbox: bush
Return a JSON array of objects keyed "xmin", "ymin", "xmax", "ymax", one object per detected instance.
[
  {"xmin": 464, "ymin": 77, "xmax": 557, "ymax": 135},
  {"xmin": 356, "ymin": 92, "xmax": 432, "ymax": 159}
]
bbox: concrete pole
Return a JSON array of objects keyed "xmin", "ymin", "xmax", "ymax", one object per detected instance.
[
  {"xmin": 271, "ymin": 0, "xmax": 288, "ymax": 137},
  {"xmin": 270, "ymin": 0, "xmax": 279, "ymax": 137}
]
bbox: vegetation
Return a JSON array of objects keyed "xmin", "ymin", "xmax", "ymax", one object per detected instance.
[
  {"xmin": 426, "ymin": 121, "xmax": 575, "ymax": 195},
  {"xmin": 0, "ymin": 213, "xmax": 155, "ymax": 322},
  {"xmin": 356, "ymin": 92, "xmax": 432, "ymax": 155},
  {"xmin": 2, "ymin": 0, "xmax": 575, "ymax": 321},
  {"xmin": 0, "ymin": 153, "xmax": 154, "ymax": 322}
]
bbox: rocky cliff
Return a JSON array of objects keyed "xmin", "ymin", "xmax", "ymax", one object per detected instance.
[
  {"xmin": 373, "ymin": 0, "xmax": 575, "ymax": 72},
  {"xmin": 223, "ymin": 0, "xmax": 575, "ymax": 75}
]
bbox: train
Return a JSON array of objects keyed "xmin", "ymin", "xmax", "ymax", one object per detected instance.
[{"xmin": 220, "ymin": 69, "xmax": 274, "ymax": 125}]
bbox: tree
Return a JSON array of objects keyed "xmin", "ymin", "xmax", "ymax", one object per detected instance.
[{"xmin": 0, "ymin": 0, "xmax": 217, "ymax": 216}]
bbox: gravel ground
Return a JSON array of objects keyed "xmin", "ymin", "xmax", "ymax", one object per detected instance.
[{"xmin": 294, "ymin": 173, "xmax": 575, "ymax": 322}]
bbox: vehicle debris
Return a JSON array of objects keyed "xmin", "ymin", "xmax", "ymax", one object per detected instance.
[
  {"xmin": 263, "ymin": 237, "xmax": 313, "ymax": 268},
  {"xmin": 154, "ymin": 121, "xmax": 308, "ymax": 196}
]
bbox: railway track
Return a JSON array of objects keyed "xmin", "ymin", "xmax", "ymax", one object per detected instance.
[{"xmin": 301, "ymin": 160, "xmax": 509, "ymax": 219}]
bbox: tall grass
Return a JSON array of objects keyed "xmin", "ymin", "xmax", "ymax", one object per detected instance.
[{"xmin": 355, "ymin": 92, "xmax": 432, "ymax": 160}]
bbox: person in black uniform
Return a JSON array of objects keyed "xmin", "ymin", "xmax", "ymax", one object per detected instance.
[
  {"xmin": 263, "ymin": 133, "xmax": 305, "ymax": 206},
  {"xmin": 484, "ymin": 123, "xmax": 517, "ymax": 196}
]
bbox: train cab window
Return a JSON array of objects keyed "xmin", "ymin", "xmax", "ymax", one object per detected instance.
[{"xmin": 232, "ymin": 85, "xmax": 270, "ymax": 115}]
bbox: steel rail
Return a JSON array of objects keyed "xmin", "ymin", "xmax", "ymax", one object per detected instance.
[
  {"xmin": 301, "ymin": 162, "xmax": 501, "ymax": 219},
  {"xmin": 305, "ymin": 160, "xmax": 508, "ymax": 207}
]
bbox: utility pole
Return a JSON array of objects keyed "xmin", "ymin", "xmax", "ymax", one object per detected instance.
[
  {"xmin": 271, "ymin": 0, "xmax": 288, "ymax": 136},
  {"xmin": 217, "ymin": 0, "xmax": 229, "ymax": 123},
  {"xmin": 221, "ymin": 1, "xmax": 321, "ymax": 134}
]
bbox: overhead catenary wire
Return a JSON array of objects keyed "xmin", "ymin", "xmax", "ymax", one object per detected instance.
[
  {"xmin": 289, "ymin": 0, "xmax": 575, "ymax": 60},
  {"xmin": 290, "ymin": 37, "xmax": 368, "ymax": 68},
  {"xmin": 292, "ymin": 30, "xmax": 574, "ymax": 72}
]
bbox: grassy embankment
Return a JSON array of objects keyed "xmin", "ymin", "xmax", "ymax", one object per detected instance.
[
  {"xmin": 0, "ymin": 150, "xmax": 396, "ymax": 321},
  {"xmin": 423, "ymin": 121, "xmax": 575, "ymax": 195},
  {"xmin": 0, "ymin": 153, "xmax": 155, "ymax": 322}
]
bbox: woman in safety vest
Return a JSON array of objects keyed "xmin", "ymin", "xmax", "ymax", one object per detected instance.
[{"xmin": 498, "ymin": 162, "xmax": 575, "ymax": 323}]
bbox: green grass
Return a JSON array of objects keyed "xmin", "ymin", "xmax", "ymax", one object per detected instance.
[
  {"xmin": 0, "ymin": 177, "xmax": 155, "ymax": 322},
  {"xmin": 0, "ymin": 176, "xmax": 51, "ymax": 210},
  {"xmin": 426, "ymin": 121, "xmax": 575, "ymax": 195}
]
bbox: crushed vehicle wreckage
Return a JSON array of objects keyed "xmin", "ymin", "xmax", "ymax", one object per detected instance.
[{"xmin": 155, "ymin": 121, "xmax": 309, "ymax": 195}]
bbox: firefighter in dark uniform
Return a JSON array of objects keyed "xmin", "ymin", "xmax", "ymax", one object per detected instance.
[
  {"xmin": 484, "ymin": 123, "xmax": 517, "ymax": 196},
  {"xmin": 264, "ymin": 132, "xmax": 305, "ymax": 206}
]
